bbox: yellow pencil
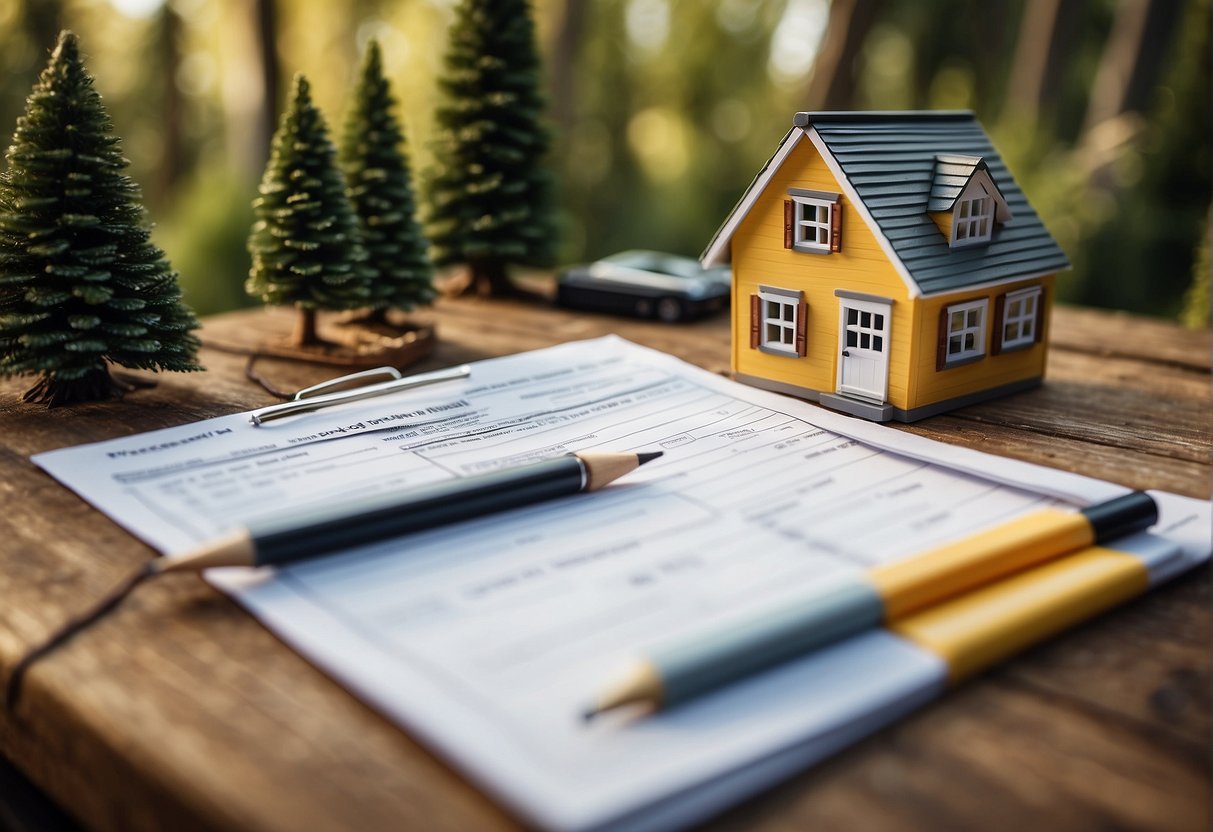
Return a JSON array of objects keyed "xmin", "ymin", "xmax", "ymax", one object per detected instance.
[{"xmin": 585, "ymin": 492, "xmax": 1158, "ymax": 718}]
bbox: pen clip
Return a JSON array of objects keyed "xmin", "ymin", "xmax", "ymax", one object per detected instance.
[
  {"xmin": 293, "ymin": 366, "xmax": 403, "ymax": 400},
  {"xmin": 249, "ymin": 364, "xmax": 472, "ymax": 426}
]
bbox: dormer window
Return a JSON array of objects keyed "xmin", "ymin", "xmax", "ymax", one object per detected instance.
[
  {"xmin": 954, "ymin": 194, "xmax": 994, "ymax": 244},
  {"xmin": 927, "ymin": 155, "xmax": 1012, "ymax": 249}
]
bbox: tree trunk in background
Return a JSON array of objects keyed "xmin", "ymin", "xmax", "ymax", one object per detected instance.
[
  {"xmin": 1082, "ymin": 0, "xmax": 1182, "ymax": 134},
  {"xmin": 221, "ymin": 0, "xmax": 281, "ymax": 181},
  {"xmin": 21, "ymin": 0, "xmax": 62, "ymax": 60},
  {"xmin": 5, "ymin": 1, "xmax": 63, "ymax": 138},
  {"xmin": 548, "ymin": 0, "xmax": 587, "ymax": 140},
  {"xmin": 255, "ymin": 0, "xmax": 281, "ymax": 167},
  {"xmin": 1003, "ymin": 0, "xmax": 1085, "ymax": 129},
  {"xmin": 157, "ymin": 5, "xmax": 185, "ymax": 207},
  {"xmin": 970, "ymin": 0, "xmax": 1013, "ymax": 113},
  {"xmin": 803, "ymin": 0, "xmax": 881, "ymax": 111}
]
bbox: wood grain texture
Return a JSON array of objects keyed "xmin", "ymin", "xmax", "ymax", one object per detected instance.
[{"xmin": 0, "ymin": 300, "xmax": 1208, "ymax": 832}]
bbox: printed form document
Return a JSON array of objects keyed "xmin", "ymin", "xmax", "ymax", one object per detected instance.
[{"xmin": 35, "ymin": 337, "xmax": 1211, "ymax": 832}]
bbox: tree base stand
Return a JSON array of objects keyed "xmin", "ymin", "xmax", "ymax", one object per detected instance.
[
  {"xmin": 336, "ymin": 307, "xmax": 433, "ymax": 332},
  {"xmin": 22, "ymin": 368, "xmax": 158, "ymax": 407},
  {"xmin": 204, "ymin": 308, "xmax": 437, "ymax": 370},
  {"xmin": 445, "ymin": 262, "xmax": 525, "ymax": 299},
  {"xmin": 438, "ymin": 265, "xmax": 550, "ymax": 303}
]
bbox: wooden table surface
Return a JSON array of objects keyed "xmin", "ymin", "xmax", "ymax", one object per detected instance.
[{"xmin": 0, "ymin": 298, "xmax": 1209, "ymax": 832}]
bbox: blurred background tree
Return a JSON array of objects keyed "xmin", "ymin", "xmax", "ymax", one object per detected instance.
[{"xmin": 0, "ymin": 0, "xmax": 1206, "ymax": 325}]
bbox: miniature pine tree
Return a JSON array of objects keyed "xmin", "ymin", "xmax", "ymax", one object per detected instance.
[
  {"xmin": 0, "ymin": 31, "xmax": 201, "ymax": 406},
  {"xmin": 340, "ymin": 40, "xmax": 434, "ymax": 324},
  {"xmin": 427, "ymin": 0, "xmax": 558, "ymax": 296},
  {"xmin": 247, "ymin": 75, "xmax": 372, "ymax": 346}
]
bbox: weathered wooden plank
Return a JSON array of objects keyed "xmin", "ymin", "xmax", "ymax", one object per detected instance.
[
  {"xmin": 1046, "ymin": 348, "xmax": 1213, "ymax": 403},
  {"xmin": 899, "ymin": 418, "xmax": 1211, "ymax": 497},
  {"xmin": 0, "ymin": 752, "xmax": 78, "ymax": 832},
  {"xmin": 940, "ymin": 381, "xmax": 1210, "ymax": 465},
  {"xmin": 1050, "ymin": 306, "xmax": 1213, "ymax": 371}
]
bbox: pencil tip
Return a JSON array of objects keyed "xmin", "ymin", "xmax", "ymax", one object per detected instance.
[
  {"xmin": 636, "ymin": 451, "xmax": 663, "ymax": 466},
  {"xmin": 582, "ymin": 706, "xmax": 600, "ymax": 722}
]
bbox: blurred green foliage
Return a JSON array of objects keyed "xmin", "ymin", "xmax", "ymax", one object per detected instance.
[
  {"xmin": 154, "ymin": 167, "xmax": 257, "ymax": 316},
  {"xmin": 1183, "ymin": 211, "xmax": 1210, "ymax": 328},
  {"xmin": 0, "ymin": 0, "xmax": 1207, "ymax": 324}
]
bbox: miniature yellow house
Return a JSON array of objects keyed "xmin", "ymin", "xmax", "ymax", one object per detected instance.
[{"xmin": 701, "ymin": 111, "xmax": 1069, "ymax": 422}]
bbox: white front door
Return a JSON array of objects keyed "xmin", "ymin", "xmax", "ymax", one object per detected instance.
[{"xmin": 836, "ymin": 298, "xmax": 891, "ymax": 402}]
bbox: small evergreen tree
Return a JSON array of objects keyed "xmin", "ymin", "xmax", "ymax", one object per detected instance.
[
  {"xmin": 247, "ymin": 75, "xmax": 371, "ymax": 346},
  {"xmin": 427, "ymin": 0, "xmax": 558, "ymax": 296},
  {"xmin": 0, "ymin": 31, "xmax": 201, "ymax": 406},
  {"xmin": 340, "ymin": 40, "xmax": 434, "ymax": 324}
]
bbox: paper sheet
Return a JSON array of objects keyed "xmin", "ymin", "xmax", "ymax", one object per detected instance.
[{"xmin": 34, "ymin": 336, "xmax": 1212, "ymax": 831}]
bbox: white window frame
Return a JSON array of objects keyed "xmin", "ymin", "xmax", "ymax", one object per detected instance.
[
  {"xmin": 791, "ymin": 195, "xmax": 832, "ymax": 253},
  {"xmin": 1000, "ymin": 286, "xmax": 1041, "ymax": 351},
  {"xmin": 759, "ymin": 287, "xmax": 800, "ymax": 355},
  {"xmin": 944, "ymin": 298, "xmax": 988, "ymax": 364},
  {"xmin": 952, "ymin": 194, "xmax": 994, "ymax": 246}
]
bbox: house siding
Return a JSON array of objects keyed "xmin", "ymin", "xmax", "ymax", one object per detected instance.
[
  {"xmin": 732, "ymin": 139, "xmax": 914, "ymax": 410},
  {"xmin": 928, "ymin": 211, "xmax": 953, "ymax": 243},
  {"xmin": 909, "ymin": 276, "xmax": 1054, "ymax": 410}
]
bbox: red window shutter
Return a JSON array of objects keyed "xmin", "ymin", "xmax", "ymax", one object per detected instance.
[
  {"xmin": 936, "ymin": 306, "xmax": 950, "ymax": 371},
  {"xmin": 990, "ymin": 293, "xmax": 1006, "ymax": 356},
  {"xmin": 783, "ymin": 200, "xmax": 794, "ymax": 249},
  {"xmin": 750, "ymin": 294, "xmax": 761, "ymax": 349},
  {"xmin": 829, "ymin": 201, "xmax": 843, "ymax": 252},
  {"xmin": 1034, "ymin": 287, "xmax": 1046, "ymax": 343},
  {"xmin": 795, "ymin": 300, "xmax": 808, "ymax": 357}
]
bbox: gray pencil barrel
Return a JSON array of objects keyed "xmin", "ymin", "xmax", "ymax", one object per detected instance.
[
  {"xmin": 249, "ymin": 455, "xmax": 586, "ymax": 566},
  {"xmin": 651, "ymin": 579, "xmax": 885, "ymax": 705}
]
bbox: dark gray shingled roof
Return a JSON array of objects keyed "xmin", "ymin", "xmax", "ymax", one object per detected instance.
[
  {"xmin": 929, "ymin": 154, "xmax": 985, "ymax": 212},
  {"xmin": 794, "ymin": 111, "xmax": 1069, "ymax": 294}
]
